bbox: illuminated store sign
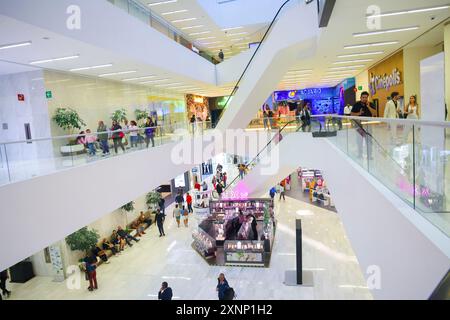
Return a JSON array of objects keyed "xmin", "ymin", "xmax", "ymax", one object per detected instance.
[{"xmin": 369, "ymin": 68, "xmax": 401, "ymax": 95}]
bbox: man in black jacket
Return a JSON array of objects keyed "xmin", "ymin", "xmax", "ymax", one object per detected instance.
[
  {"xmin": 158, "ymin": 282, "xmax": 173, "ymax": 300},
  {"xmin": 156, "ymin": 209, "xmax": 166, "ymax": 237},
  {"xmin": 117, "ymin": 226, "xmax": 140, "ymax": 247}
]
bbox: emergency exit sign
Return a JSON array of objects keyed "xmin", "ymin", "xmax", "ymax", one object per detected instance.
[
  {"xmin": 46, "ymin": 91, "xmax": 52, "ymax": 99},
  {"xmin": 358, "ymin": 86, "xmax": 363, "ymax": 91}
]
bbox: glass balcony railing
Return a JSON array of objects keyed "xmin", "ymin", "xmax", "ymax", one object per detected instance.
[
  {"xmin": 106, "ymin": 0, "xmax": 221, "ymax": 64},
  {"xmin": 0, "ymin": 120, "xmax": 212, "ymax": 186}
]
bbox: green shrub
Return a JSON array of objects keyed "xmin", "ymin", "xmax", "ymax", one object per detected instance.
[
  {"xmin": 65, "ymin": 227, "xmax": 99, "ymax": 255},
  {"xmin": 111, "ymin": 108, "xmax": 128, "ymax": 123},
  {"xmin": 52, "ymin": 107, "xmax": 86, "ymax": 135}
]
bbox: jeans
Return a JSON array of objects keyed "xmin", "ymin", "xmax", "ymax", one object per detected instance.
[
  {"xmin": 279, "ymin": 192, "xmax": 286, "ymax": 200},
  {"xmin": 263, "ymin": 117, "xmax": 269, "ymax": 129},
  {"xmin": 187, "ymin": 203, "xmax": 193, "ymax": 213},
  {"xmin": 130, "ymin": 135, "xmax": 138, "ymax": 148},
  {"xmin": 145, "ymin": 135, "xmax": 155, "ymax": 148},
  {"xmin": 87, "ymin": 143, "xmax": 96, "ymax": 155},
  {"xmin": 113, "ymin": 138, "xmax": 125, "ymax": 153},
  {"xmin": 99, "ymin": 139, "xmax": 109, "ymax": 154}
]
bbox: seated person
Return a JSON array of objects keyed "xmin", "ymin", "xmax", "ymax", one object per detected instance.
[
  {"xmin": 92, "ymin": 246, "xmax": 109, "ymax": 264},
  {"xmin": 130, "ymin": 220, "xmax": 145, "ymax": 237},
  {"xmin": 117, "ymin": 226, "xmax": 140, "ymax": 247},
  {"xmin": 111, "ymin": 230, "xmax": 125, "ymax": 251},
  {"xmin": 101, "ymin": 238, "xmax": 118, "ymax": 256},
  {"xmin": 138, "ymin": 211, "xmax": 152, "ymax": 227}
]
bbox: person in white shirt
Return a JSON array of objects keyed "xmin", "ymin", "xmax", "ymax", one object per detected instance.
[
  {"xmin": 384, "ymin": 92, "xmax": 400, "ymax": 119},
  {"xmin": 405, "ymin": 95, "xmax": 419, "ymax": 119},
  {"xmin": 128, "ymin": 120, "xmax": 139, "ymax": 148}
]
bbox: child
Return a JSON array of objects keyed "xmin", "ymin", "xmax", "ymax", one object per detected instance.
[{"xmin": 85, "ymin": 129, "xmax": 97, "ymax": 156}]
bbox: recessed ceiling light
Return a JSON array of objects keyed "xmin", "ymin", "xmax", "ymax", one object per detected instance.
[
  {"xmin": 196, "ymin": 37, "xmax": 216, "ymax": 41},
  {"xmin": 148, "ymin": 0, "xmax": 177, "ymax": 6},
  {"xmin": 221, "ymin": 26, "xmax": 244, "ymax": 31},
  {"xmin": 172, "ymin": 18, "xmax": 197, "ymax": 23},
  {"xmin": 330, "ymin": 65, "xmax": 365, "ymax": 70},
  {"xmin": 162, "ymin": 9, "xmax": 188, "ymax": 15},
  {"xmin": 140, "ymin": 78, "xmax": 170, "ymax": 84},
  {"xmin": 122, "ymin": 75, "xmax": 156, "ymax": 81},
  {"xmin": 202, "ymin": 41, "xmax": 223, "ymax": 45},
  {"xmin": 326, "ymin": 70, "xmax": 358, "ymax": 74},
  {"xmin": 155, "ymin": 82, "xmax": 182, "ymax": 87},
  {"xmin": 189, "ymin": 31, "xmax": 211, "ymax": 36},
  {"xmin": 287, "ymin": 69, "xmax": 313, "ymax": 73},
  {"xmin": 353, "ymin": 26, "xmax": 419, "ymax": 37},
  {"xmin": 333, "ymin": 59, "xmax": 373, "ymax": 64},
  {"xmin": 181, "ymin": 25, "xmax": 204, "ymax": 30},
  {"xmin": 226, "ymin": 32, "xmax": 248, "ymax": 37},
  {"xmin": 344, "ymin": 41, "xmax": 398, "ymax": 49},
  {"xmin": 0, "ymin": 41, "xmax": 32, "ymax": 50},
  {"xmin": 70, "ymin": 64, "xmax": 113, "ymax": 71},
  {"xmin": 367, "ymin": 5, "xmax": 450, "ymax": 18},
  {"xmin": 30, "ymin": 54, "xmax": 80, "ymax": 64},
  {"xmin": 337, "ymin": 51, "xmax": 383, "ymax": 58},
  {"xmin": 98, "ymin": 70, "xmax": 136, "ymax": 77}
]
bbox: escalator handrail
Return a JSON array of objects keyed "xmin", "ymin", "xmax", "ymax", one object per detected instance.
[
  {"xmin": 218, "ymin": 0, "xmax": 293, "ymax": 123},
  {"xmin": 224, "ymin": 117, "xmax": 300, "ymax": 192}
]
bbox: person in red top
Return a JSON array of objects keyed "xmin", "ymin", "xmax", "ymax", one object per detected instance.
[
  {"xmin": 186, "ymin": 192, "xmax": 193, "ymax": 213},
  {"xmin": 194, "ymin": 182, "xmax": 201, "ymax": 191}
]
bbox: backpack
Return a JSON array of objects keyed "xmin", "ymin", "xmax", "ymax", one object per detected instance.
[{"xmin": 223, "ymin": 287, "xmax": 235, "ymax": 300}]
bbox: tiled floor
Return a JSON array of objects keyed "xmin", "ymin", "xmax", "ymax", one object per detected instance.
[{"xmin": 6, "ymin": 193, "xmax": 372, "ymax": 300}]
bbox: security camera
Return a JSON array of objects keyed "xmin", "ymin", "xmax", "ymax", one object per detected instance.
[{"xmin": 431, "ymin": 16, "xmax": 436, "ymax": 21}]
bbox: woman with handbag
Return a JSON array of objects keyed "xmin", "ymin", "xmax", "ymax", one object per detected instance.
[{"xmin": 111, "ymin": 120, "xmax": 125, "ymax": 154}]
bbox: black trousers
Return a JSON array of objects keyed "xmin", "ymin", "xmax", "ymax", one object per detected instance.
[
  {"xmin": 0, "ymin": 278, "xmax": 8, "ymax": 295},
  {"xmin": 157, "ymin": 222, "xmax": 165, "ymax": 235},
  {"xmin": 187, "ymin": 203, "xmax": 193, "ymax": 213}
]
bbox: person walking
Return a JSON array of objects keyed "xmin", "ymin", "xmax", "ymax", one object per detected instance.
[
  {"xmin": 158, "ymin": 197, "xmax": 166, "ymax": 215},
  {"xmin": 279, "ymin": 184, "xmax": 286, "ymax": 201},
  {"xmin": 158, "ymin": 282, "xmax": 173, "ymax": 300},
  {"xmin": 175, "ymin": 191, "xmax": 184, "ymax": 207},
  {"xmin": 216, "ymin": 273, "xmax": 230, "ymax": 301},
  {"xmin": 83, "ymin": 255, "xmax": 98, "ymax": 291},
  {"xmin": 97, "ymin": 121, "xmax": 110, "ymax": 156},
  {"xmin": 269, "ymin": 187, "xmax": 276, "ymax": 200},
  {"xmin": 216, "ymin": 182, "xmax": 224, "ymax": 199},
  {"xmin": 0, "ymin": 270, "xmax": 11, "ymax": 299},
  {"xmin": 190, "ymin": 114, "xmax": 196, "ymax": 134},
  {"xmin": 182, "ymin": 205, "xmax": 189, "ymax": 227},
  {"xmin": 218, "ymin": 49, "xmax": 224, "ymax": 62},
  {"xmin": 156, "ymin": 209, "xmax": 166, "ymax": 237},
  {"xmin": 173, "ymin": 204, "xmax": 182, "ymax": 228},
  {"xmin": 186, "ymin": 192, "xmax": 193, "ymax": 213},
  {"xmin": 144, "ymin": 117, "xmax": 155, "ymax": 148},
  {"xmin": 111, "ymin": 120, "xmax": 125, "ymax": 154}
]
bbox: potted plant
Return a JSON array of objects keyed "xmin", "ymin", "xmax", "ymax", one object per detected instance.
[
  {"xmin": 52, "ymin": 107, "xmax": 86, "ymax": 155},
  {"xmin": 120, "ymin": 201, "xmax": 135, "ymax": 226},
  {"xmin": 146, "ymin": 191, "xmax": 161, "ymax": 212},
  {"xmin": 65, "ymin": 227, "xmax": 99, "ymax": 270},
  {"xmin": 135, "ymin": 109, "xmax": 149, "ymax": 126},
  {"xmin": 111, "ymin": 108, "xmax": 128, "ymax": 123}
]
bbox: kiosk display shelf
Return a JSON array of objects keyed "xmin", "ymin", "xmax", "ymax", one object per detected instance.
[
  {"xmin": 192, "ymin": 228, "xmax": 216, "ymax": 259},
  {"xmin": 224, "ymin": 241, "xmax": 265, "ymax": 266}
]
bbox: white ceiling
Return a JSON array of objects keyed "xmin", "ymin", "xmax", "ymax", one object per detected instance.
[{"xmin": 0, "ymin": 0, "xmax": 449, "ymax": 97}]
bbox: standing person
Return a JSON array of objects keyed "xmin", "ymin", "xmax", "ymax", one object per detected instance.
[
  {"xmin": 158, "ymin": 282, "xmax": 173, "ymax": 300},
  {"xmin": 238, "ymin": 164, "xmax": 245, "ymax": 180},
  {"xmin": 83, "ymin": 255, "xmax": 98, "ymax": 291},
  {"xmin": 173, "ymin": 204, "xmax": 182, "ymax": 228},
  {"xmin": 111, "ymin": 120, "xmax": 125, "ymax": 154},
  {"xmin": 186, "ymin": 192, "xmax": 193, "ymax": 213},
  {"xmin": 190, "ymin": 114, "xmax": 196, "ymax": 134},
  {"xmin": 279, "ymin": 183, "xmax": 286, "ymax": 201},
  {"xmin": 97, "ymin": 121, "xmax": 110, "ymax": 156},
  {"xmin": 122, "ymin": 119, "xmax": 130, "ymax": 147},
  {"xmin": 182, "ymin": 205, "xmax": 189, "ymax": 227},
  {"xmin": 351, "ymin": 91, "xmax": 376, "ymax": 159},
  {"xmin": 144, "ymin": 117, "xmax": 155, "ymax": 148},
  {"xmin": 129, "ymin": 120, "xmax": 139, "ymax": 148},
  {"xmin": 301, "ymin": 103, "xmax": 312, "ymax": 132},
  {"xmin": 202, "ymin": 181, "xmax": 208, "ymax": 191},
  {"xmin": 405, "ymin": 95, "xmax": 419, "ymax": 119},
  {"xmin": 156, "ymin": 209, "xmax": 166, "ymax": 237},
  {"xmin": 216, "ymin": 273, "xmax": 230, "ymax": 301},
  {"xmin": 85, "ymin": 129, "xmax": 97, "ymax": 156},
  {"xmin": 222, "ymin": 172, "xmax": 227, "ymax": 188},
  {"xmin": 0, "ymin": 270, "xmax": 11, "ymax": 299},
  {"xmin": 216, "ymin": 182, "xmax": 224, "ymax": 199},
  {"xmin": 384, "ymin": 92, "xmax": 400, "ymax": 119},
  {"xmin": 218, "ymin": 49, "xmax": 224, "ymax": 62},
  {"xmin": 263, "ymin": 104, "xmax": 271, "ymax": 130}
]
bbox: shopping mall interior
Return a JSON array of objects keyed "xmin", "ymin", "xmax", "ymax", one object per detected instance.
[{"xmin": 0, "ymin": 0, "xmax": 449, "ymax": 302}]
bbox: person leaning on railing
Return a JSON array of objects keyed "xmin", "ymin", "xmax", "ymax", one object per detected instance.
[
  {"xmin": 111, "ymin": 120, "xmax": 125, "ymax": 154},
  {"xmin": 144, "ymin": 117, "xmax": 155, "ymax": 148},
  {"xmin": 97, "ymin": 121, "xmax": 110, "ymax": 156},
  {"xmin": 351, "ymin": 91, "xmax": 376, "ymax": 159}
]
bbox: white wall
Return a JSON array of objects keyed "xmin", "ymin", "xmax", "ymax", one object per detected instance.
[
  {"xmin": 355, "ymin": 70, "xmax": 369, "ymax": 95},
  {"xmin": 444, "ymin": 22, "xmax": 450, "ymax": 115},
  {"xmin": 216, "ymin": 48, "xmax": 256, "ymax": 85},
  {"xmin": 239, "ymin": 131, "xmax": 450, "ymax": 299}
]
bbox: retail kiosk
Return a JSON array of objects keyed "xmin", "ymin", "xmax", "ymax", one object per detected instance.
[{"xmin": 192, "ymin": 198, "xmax": 276, "ymax": 267}]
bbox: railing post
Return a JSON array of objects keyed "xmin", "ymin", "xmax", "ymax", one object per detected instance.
[{"xmin": 412, "ymin": 124, "xmax": 416, "ymax": 209}]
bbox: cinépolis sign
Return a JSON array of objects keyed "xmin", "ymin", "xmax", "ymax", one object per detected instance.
[{"xmin": 369, "ymin": 68, "xmax": 402, "ymax": 95}]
